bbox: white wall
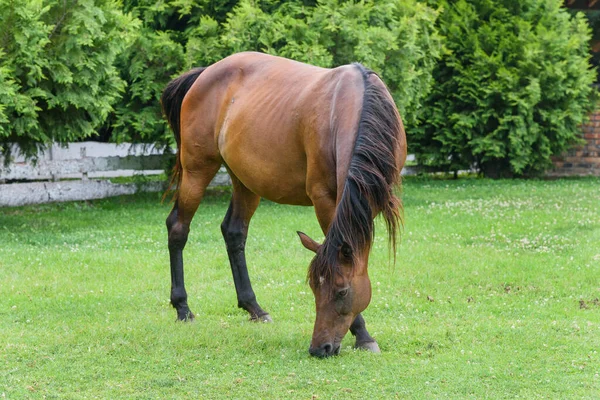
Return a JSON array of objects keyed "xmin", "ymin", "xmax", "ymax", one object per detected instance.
[{"xmin": 0, "ymin": 142, "xmax": 230, "ymax": 207}]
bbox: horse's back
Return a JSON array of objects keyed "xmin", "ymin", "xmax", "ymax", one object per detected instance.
[{"xmin": 180, "ymin": 52, "xmax": 364, "ymax": 205}]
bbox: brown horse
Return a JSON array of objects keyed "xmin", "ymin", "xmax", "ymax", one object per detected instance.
[{"xmin": 161, "ymin": 52, "xmax": 406, "ymax": 357}]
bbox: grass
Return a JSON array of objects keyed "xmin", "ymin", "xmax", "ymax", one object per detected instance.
[{"xmin": 1, "ymin": 177, "xmax": 599, "ymax": 399}]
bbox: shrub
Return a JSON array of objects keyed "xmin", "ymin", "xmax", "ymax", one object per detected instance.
[
  {"xmin": 187, "ymin": 0, "xmax": 443, "ymax": 128},
  {"xmin": 109, "ymin": 30, "xmax": 184, "ymax": 147},
  {"xmin": 0, "ymin": 0, "xmax": 137, "ymax": 162},
  {"xmin": 2, "ymin": 0, "xmax": 442, "ymax": 157},
  {"xmin": 413, "ymin": 0, "xmax": 597, "ymax": 177},
  {"xmin": 112, "ymin": 0, "xmax": 443, "ymax": 146},
  {"xmin": 103, "ymin": 0, "xmax": 242, "ymax": 149}
]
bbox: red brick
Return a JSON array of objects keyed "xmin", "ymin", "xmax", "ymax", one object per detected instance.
[
  {"xmin": 582, "ymin": 156, "xmax": 599, "ymax": 163},
  {"xmin": 549, "ymin": 109, "xmax": 600, "ymax": 176}
]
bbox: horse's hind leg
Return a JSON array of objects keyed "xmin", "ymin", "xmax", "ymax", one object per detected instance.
[
  {"xmin": 167, "ymin": 166, "xmax": 220, "ymax": 321},
  {"xmin": 221, "ymin": 176, "xmax": 271, "ymax": 322}
]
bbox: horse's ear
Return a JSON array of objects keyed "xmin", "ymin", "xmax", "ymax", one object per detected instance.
[{"xmin": 297, "ymin": 231, "xmax": 321, "ymax": 253}]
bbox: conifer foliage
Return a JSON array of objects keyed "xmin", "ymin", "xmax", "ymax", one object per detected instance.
[
  {"xmin": 415, "ymin": 0, "xmax": 597, "ymax": 177},
  {"xmin": 0, "ymin": 0, "xmax": 137, "ymax": 161},
  {"xmin": 109, "ymin": 0, "xmax": 443, "ymax": 147},
  {"xmin": 1, "ymin": 0, "xmax": 597, "ymax": 177},
  {"xmin": 1, "ymin": 0, "xmax": 443, "ymax": 161}
]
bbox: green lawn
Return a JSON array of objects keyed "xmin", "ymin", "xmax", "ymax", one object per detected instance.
[{"xmin": 1, "ymin": 177, "xmax": 599, "ymax": 399}]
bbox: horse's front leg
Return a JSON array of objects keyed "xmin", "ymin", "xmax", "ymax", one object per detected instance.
[
  {"xmin": 221, "ymin": 177, "xmax": 271, "ymax": 322},
  {"xmin": 350, "ymin": 313, "xmax": 380, "ymax": 353}
]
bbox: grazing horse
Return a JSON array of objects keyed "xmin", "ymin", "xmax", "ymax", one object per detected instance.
[{"xmin": 161, "ymin": 52, "xmax": 406, "ymax": 357}]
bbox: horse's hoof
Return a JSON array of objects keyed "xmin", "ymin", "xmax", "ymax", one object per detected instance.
[
  {"xmin": 251, "ymin": 313, "xmax": 273, "ymax": 323},
  {"xmin": 354, "ymin": 341, "xmax": 380, "ymax": 353},
  {"xmin": 176, "ymin": 311, "xmax": 195, "ymax": 322},
  {"xmin": 261, "ymin": 314, "xmax": 273, "ymax": 323}
]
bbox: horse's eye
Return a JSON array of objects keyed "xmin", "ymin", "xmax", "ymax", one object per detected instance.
[
  {"xmin": 340, "ymin": 243, "xmax": 352, "ymax": 259},
  {"xmin": 337, "ymin": 289, "xmax": 349, "ymax": 298}
]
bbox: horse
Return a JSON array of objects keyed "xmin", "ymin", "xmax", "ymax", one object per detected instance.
[{"xmin": 161, "ymin": 52, "xmax": 406, "ymax": 357}]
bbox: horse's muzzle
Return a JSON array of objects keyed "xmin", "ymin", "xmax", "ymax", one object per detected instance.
[{"xmin": 308, "ymin": 342, "xmax": 341, "ymax": 358}]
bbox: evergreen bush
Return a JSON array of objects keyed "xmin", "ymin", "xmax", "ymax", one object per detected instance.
[
  {"xmin": 0, "ymin": 0, "xmax": 136, "ymax": 162},
  {"xmin": 414, "ymin": 0, "xmax": 597, "ymax": 177},
  {"xmin": 188, "ymin": 0, "xmax": 443, "ymax": 127}
]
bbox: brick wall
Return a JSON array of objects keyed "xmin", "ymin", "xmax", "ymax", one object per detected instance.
[{"xmin": 549, "ymin": 109, "xmax": 600, "ymax": 177}]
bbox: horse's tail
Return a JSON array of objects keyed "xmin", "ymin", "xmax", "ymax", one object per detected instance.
[{"xmin": 161, "ymin": 67, "xmax": 206, "ymax": 202}]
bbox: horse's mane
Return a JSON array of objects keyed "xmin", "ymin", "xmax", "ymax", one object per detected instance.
[{"xmin": 308, "ymin": 64, "xmax": 404, "ymax": 288}]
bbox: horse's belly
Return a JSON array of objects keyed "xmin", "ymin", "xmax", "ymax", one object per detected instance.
[
  {"xmin": 227, "ymin": 156, "xmax": 312, "ymax": 206},
  {"xmin": 220, "ymin": 125, "xmax": 313, "ymax": 205}
]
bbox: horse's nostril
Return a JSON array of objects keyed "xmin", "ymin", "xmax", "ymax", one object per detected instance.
[{"xmin": 309, "ymin": 343, "xmax": 336, "ymax": 357}]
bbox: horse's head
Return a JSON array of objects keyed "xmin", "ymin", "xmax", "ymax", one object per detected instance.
[{"xmin": 297, "ymin": 231, "xmax": 372, "ymax": 357}]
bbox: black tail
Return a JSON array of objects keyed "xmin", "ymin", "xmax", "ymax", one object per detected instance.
[
  {"xmin": 161, "ymin": 67, "xmax": 206, "ymax": 146},
  {"xmin": 161, "ymin": 67, "xmax": 206, "ymax": 202}
]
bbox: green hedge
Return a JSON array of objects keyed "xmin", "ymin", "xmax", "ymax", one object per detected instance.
[
  {"xmin": 108, "ymin": 0, "xmax": 443, "ymax": 148},
  {"xmin": 414, "ymin": 0, "xmax": 597, "ymax": 177},
  {"xmin": 0, "ymin": 0, "xmax": 137, "ymax": 162},
  {"xmin": 1, "ymin": 0, "xmax": 597, "ymax": 178},
  {"xmin": 1, "ymin": 0, "xmax": 443, "ymax": 160}
]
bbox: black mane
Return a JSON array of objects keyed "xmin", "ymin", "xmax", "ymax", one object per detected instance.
[{"xmin": 308, "ymin": 64, "xmax": 404, "ymax": 287}]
